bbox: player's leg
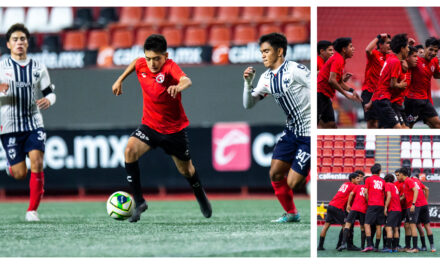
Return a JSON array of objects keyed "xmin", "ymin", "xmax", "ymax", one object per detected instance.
[
  {"xmin": 317, "ymin": 92, "xmax": 337, "ymax": 128},
  {"xmin": 0, "ymin": 133, "xmax": 28, "ymax": 179},
  {"xmin": 318, "ymin": 222, "xmax": 331, "ymax": 250},
  {"xmin": 8, "ymin": 161, "xmax": 27, "ymax": 180},
  {"xmin": 393, "ymin": 226, "xmax": 400, "ymax": 252},
  {"xmin": 419, "ymin": 205, "xmax": 436, "ymax": 252},
  {"xmin": 338, "ymin": 214, "xmax": 354, "ymax": 251},
  {"xmin": 417, "ymin": 223, "xmax": 426, "ymax": 250},
  {"xmin": 26, "ymin": 150, "xmax": 45, "ymax": 221},
  {"xmin": 171, "ymin": 156, "xmax": 212, "ymax": 218},
  {"xmin": 404, "ymin": 222, "xmax": 412, "ymax": 250}
]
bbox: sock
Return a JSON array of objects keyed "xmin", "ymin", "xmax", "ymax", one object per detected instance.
[
  {"xmin": 382, "ymin": 227, "xmax": 387, "ymax": 248},
  {"xmin": 271, "ymin": 178, "xmax": 297, "ymax": 214},
  {"xmin": 405, "ymin": 235, "xmax": 411, "ymax": 248},
  {"xmin": 386, "ymin": 237, "xmax": 392, "ymax": 248},
  {"xmin": 392, "ymin": 238, "xmax": 398, "ymax": 249},
  {"xmin": 342, "ymin": 228, "xmax": 350, "ymax": 244},
  {"xmin": 125, "ymin": 161, "xmax": 144, "ymax": 205},
  {"xmin": 361, "ymin": 230, "xmax": 366, "ymax": 249},
  {"xmin": 375, "ymin": 238, "xmax": 380, "ymax": 249},
  {"xmin": 319, "ymin": 236, "xmax": 325, "ymax": 248},
  {"xmin": 412, "ymin": 236, "xmax": 418, "ymax": 249},
  {"xmin": 420, "ymin": 235, "xmax": 426, "ymax": 248},
  {"xmin": 348, "ymin": 226, "xmax": 354, "ymax": 246},
  {"xmin": 337, "ymin": 228, "xmax": 343, "ymax": 247},
  {"xmin": 186, "ymin": 170, "xmax": 201, "ymax": 188},
  {"xmin": 28, "ymin": 171, "xmax": 44, "ymax": 211},
  {"xmin": 428, "ymin": 234, "xmax": 434, "ymax": 245},
  {"xmin": 367, "ymin": 236, "xmax": 373, "ymax": 247}
]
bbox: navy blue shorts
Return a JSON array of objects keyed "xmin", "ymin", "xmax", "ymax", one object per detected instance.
[
  {"xmin": 272, "ymin": 129, "xmax": 310, "ymax": 176},
  {"xmin": 0, "ymin": 128, "xmax": 46, "ymax": 166}
]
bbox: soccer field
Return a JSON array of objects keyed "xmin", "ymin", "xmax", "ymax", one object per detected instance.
[
  {"xmin": 0, "ymin": 199, "xmax": 309, "ymax": 257},
  {"xmin": 317, "ymin": 225, "xmax": 440, "ymax": 257}
]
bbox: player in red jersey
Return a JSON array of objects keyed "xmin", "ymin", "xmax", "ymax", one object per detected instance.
[
  {"xmin": 317, "ymin": 37, "xmax": 362, "ymax": 128},
  {"xmin": 405, "ymin": 37, "xmax": 440, "ymax": 128},
  {"xmin": 362, "ymin": 164, "xmax": 386, "ymax": 252},
  {"xmin": 338, "ymin": 172, "xmax": 368, "ymax": 251},
  {"xmin": 382, "ymin": 174, "xmax": 402, "ymax": 252},
  {"xmin": 317, "ymin": 40, "xmax": 334, "ymax": 73},
  {"xmin": 318, "ymin": 173, "xmax": 361, "ymax": 250},
  {"xmin": 415, "ymin": 44, "xmax": 424, "ymax": 57},
  {"xmin": 361, "ymin": 33, "xmax": 391, "ymax": 128},
  {"xmin": 112, "ymin": 34, "xmax": 212, "ymax": 222},
  {"xmin": 369, "ymin": 34, "xmax": 409, "ymax": 129}
]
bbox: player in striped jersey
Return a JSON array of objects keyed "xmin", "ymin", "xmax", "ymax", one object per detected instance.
[
  {"xmin": 0, "ymin": 24, "xmax": 56, "ymax": 221},
  {"xmin": 242, "ymin": 33, "xmax": 310, "ymax": 223}
]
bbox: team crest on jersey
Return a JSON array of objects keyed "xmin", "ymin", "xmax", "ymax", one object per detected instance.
[
  {"xmin": 8, "ymin": 148, "xmax": 16, "ymax": 160},
  {"xmin": 156, "ymin": 73, "xmax": 165, "ymax": 83},
  {"xmin": 431, "ymin": 65, "xmax": 435, "ymax": 72},
  {"xmin": 33, "ymin": 71, "xmax": 40, "ymax": 79},
  {"xmin": 141, "ymin": 72, "xmax": 147, "ymax": 78},
  {"xmin": 283, "ymin": 78, "xmax": 291, "ymax": 86}
]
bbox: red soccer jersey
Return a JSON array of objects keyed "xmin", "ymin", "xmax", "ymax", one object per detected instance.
[
  {"xmin": 362, "ymin": 49, "xmax": 388, "ymax": 93},
  {"xmin": 407, "ymin": 56, "xmax": 440, "ymax": 100},
  {"xmin": 372, "ymin": 54, "xmax": 402, "ymax": 102},
  {"xmin": 403, "ymin": 177, "xmax": 427, "ymax": 208},
  {"xmin": 365, "ymin": 175, "xmax": 385, "ymax": 206},
  {"xmin": 350, "ymin": 184, "xmax": 368, "ymax": 213},
  {"xmin": 329, "ymin": 181, "xmax": 356, "ymax": 210},
  {"xmin": 135, "ymin": 58, "xmax": 189, "ymax": 134},
  {"xmin": 318, "ymin": 56, "xmax": 325, "ymax": 72},
  {"xmin": 391, "ymin": 69, "xmax": 411, "ymax": 105},
  {"xmin": 317, "ymin": 51, "xmax": 345, "ymax": 99},
  {"xmin": 412, "ymin": 177, "xmax": 428, "ymax": 206},
  {"xmin": 385, "ymin": 182, "xmax": 401, "ymax": 212}
]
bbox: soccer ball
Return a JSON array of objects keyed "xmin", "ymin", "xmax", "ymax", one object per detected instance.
[{"xmin": 106, "ymin": 191, "xmax": 134, "ymax": 220}]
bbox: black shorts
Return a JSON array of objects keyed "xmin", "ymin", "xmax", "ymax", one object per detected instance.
[
  {"xmin": 131, "ymin": 124, "xmax": 191, "ymax": 161},
  {"xmin": 417, "ymin": 205, "xmax": 430, "ymax": 224},
  {"xmin": 317, "ymin": 92, "xmax": 335, "ymax": 123},
  {"xmin": 372, "ymin": 99, "xmax": 399, "ymax": 128},
  {"xmin": 365, "ymin": 205, "xmax": 386, "ymax": 225},
  {"xmin": 405, "ymin": 98, "xmax": 438, "ymax": 125},
  {"xmin": 406, "ymin": 206, "xmax": 421, "ymax": 224},
  {"xmin": 391, "ymin": 103, "xmax": 408, "ymax": 126},
  {"xmin": 361, "ymin": 90, "xmax": 376, "ymax": 121},
  {"xmin": 325, "ymin": 205, "xmax": 346, "ymax": 225},
  {"xmin": 386, "ymin": 211, "xmax": 402, "ymax": 227},
  {"xmin": 346, "ymin": 210, "xmax": 365, "ymax": 225}
]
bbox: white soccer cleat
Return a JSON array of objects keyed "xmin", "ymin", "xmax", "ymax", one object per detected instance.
[{"xmin": 25, "ymin": 210, "xmax": 40, "ymax": 222}]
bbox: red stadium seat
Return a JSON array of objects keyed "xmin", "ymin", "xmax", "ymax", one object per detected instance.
[
  {"xmin": 87, "ymin": 30, "xmax": 110, "ymax": 50},
  {"xmin": 334, "ymin": 135, "xmax": 345, "ymax": 141},
  {"xmin": 292, "ymin": 7, "xmax": 310, "ymax": 21},
  {"xmin": 345, "ymin": 135, "xmax": 356, "ymax": 141},
  {"xmin": 345, "ymin": 141, "xmax": 355, "ymax": 149},
  {"xmin": 322, "ymin": 158, "xmax": 332, "ymax": 166},
  {"xmin": 317, "ymin": 148, "xmax": 322, "ymax": 157},
  {"xmin": 118, "ymin": 7, "xmax": 143, "ymax": 26},
  {"xmin": 161, "ymin": 26, "xmax": 183, "ymax": 47},
  {"xmin": 355, "ymin": 158, "xmax": 365, "ymax": 167},
  {"xmin": 344, "ymin": 149, "xmax": 354, "ymax": 157},
  {"xmin": 242, "ymin": 7, "xmax": 265, "ymax": 22},
  {"xmin": 317, "ymin": 140, "xmax": 322, "ymax": 149},
  {"xmin": 322, "ymin": 149, "xmax": 332, "ymax": 157},
  {"xmin": 142, "ymin": 7, "xmax": 167, "ymax": 25},
  {"xmin": 355, "ymin": 150, "xmax": 365, "ymax": 158},
  {"xmin": 285, "ymin": 23, "xmax": 309, "ymax": 43},
  {"xmin": 334, "ymin": 141, "xmax": 344, "ymax": 149},
  {"xmin": 267, "ymin": 7, "xmax": 290, "ymax": 20},
  {"xmin": 333, "ymin": 149, "xmax": 343, "ymax": 157},
  {"xmin": 317, "ymin": 135, "xmax": 324, "ymax": 140},
  {"xmin": 332, "ymin": 167, "xmax": 342, "ymax": 173},
  {"xmin": 135, "ymin": 27, "xmax": 158, "ymax": 46},
  {"xmin": 193, "ymin": 7, "xmax": 216, "ymax": 23},
  {"xmin": 324, "ymin": 135, "xmax": 334, "ymax": 141},
  {"xmin": 217, "ymin": 7, "xmax": 240, "ymax": 23},
  {"xmin": 344, "ymin": 158, "xmax": 354, "ymax": 167},
  {"xmin": 366, "ymin": 158, "xmax": 375, "ymax": 167},
  {"xmin": 259, "ymin": 24, "xmax": 282, "ymax": 36},
  {"xmin": 233, "ymin": 24, "xmax": 257, "ymax": 45},
  {"xmin": 321, "ymin": 167, "xmax": 331, "ymax": 173},
  {"xmin": 317, "ymin": 158, "xmax": 322, "ymax": 166},
  {"xmin": 354, "ymin": 166, "xmax": 365, "ymax": 172},
  {"xmin": 333, "ymin": 158, "xmax": 343, "ymax": 166},
  {"xmin": 63, "ymin": 30, "xmax": 86, "ymax": 51},
  {"xmin": 323, "ymin": 141, "xmax": 333, "ymax": 149},
  {"xmin": 111, "ymin": 28, "xmax": 134, "ymax": 49},
  {"xmin": 343, "ymin": 167, "xmax": 353, "ymax": 173},
  {"xmin": 168, "ymin": 7, "xmax": 191, "ymax": 24},
  {"xmin": 184, "ymin": 26, "xmax": 207, "ymax": 46},
  {"xmin": 208, "ymin": 25, "xmax": 231, "ymax": 46}
]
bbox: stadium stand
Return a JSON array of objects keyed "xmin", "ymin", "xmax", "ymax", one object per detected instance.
[
  {"xmin": 48, "ymin": 7, "xmax": 74, "ymax": 33},
  {"xmin": 63, "ymin": 30, "xmax": 87, "ymax": 51},
  {"xmin": 1, "ymin": 7, "xmax": 25, "ymax": 33},
  {"xmin": 25, "ymin": 7, "xmax": 49, "ymax": 33}
]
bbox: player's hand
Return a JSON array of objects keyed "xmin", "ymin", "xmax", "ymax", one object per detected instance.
[
  {"xmin": 346, "ymin": 205, "xmax": 351, "ymax": 213},
  {"xmin": 243, "ymin": 67, "xmax": 256, "ymax": 86},
  {"xmin": 401, "ymin": 60, "xmax": 408, "ymax": 72},
  {"xmin": 410, "ymin": 205, "xmax": 415, "ymax": 213},
  {"xmin": 342, "ymin": 73, "xmax": 352, "ymax": 82},
  {"xmin": 112, "ymin": 80, "xmax": 123, "ymax": 96},
  {"xmin": 36, "ymin": 98, "xmax": 51, "ymax": 110},
  {"xmin": 384, "ymin": 209, "xmax": 388, "ymax": 216},
  {"xmin": 399, "ymin": 78, "xmax": 408, "ymax": 88},
  {"xmin": 0, "ymin": 83, "xmax": 9, "ymax": 93},
  {"xmin": 167, "ymin": 85, "xmax": 181, "ymax": 98},
  {"xmin": 364, "ymin": 100, "xmax": 372, "ymax": 112},
  {"xmin": 347, "ymin": 91, "xmax": 362, "ymax": 103}
]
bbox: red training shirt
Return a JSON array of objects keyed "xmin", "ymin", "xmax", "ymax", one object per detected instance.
[
  {"xmin": 318, "ymin": 56, "xmax": 325, "ymax": 72},
  {"xmin": 350, "ymin": 184, "xmax": 368, "ymax": 214},
  {"xmin": 391, "ymin": 68, "xmax": 411, "ymax": 105},
  {"xmin": 372, "ymin": 54, "xmax": 402, "ymax": 102},
  {"xmin": 317, "ymin": 51, "xmax": 345, "ymax": 99},
  {"xmin": 362, "ymin": 49, "xmax": 388, "ymax": 93},
  {"xmin": 402, "ymin": 177, "xmax": 427, "ymax": 208},
  {"xmin": 365, "ymin": 175, "xmax": 385, "ymax": 206},
  {"xmin": 135, "ymin": 58, "xmax": 189, "ymax": 134},
  {"xmin": 385, "ymin": 182, "xmax": 401, "ymax": 212},
  {"xmin": 406, "ymin": 56, "xmax": 440, "ymax": 100},
  {"xmin": 329, "ymin": 181, "xmax": 356, "ymax": 210},
  {"xmin": 411, "ymin": 177, "xmax": 428, "ymax": 206}
]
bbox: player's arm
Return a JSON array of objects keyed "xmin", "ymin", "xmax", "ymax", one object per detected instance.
[
  {"xmin": 346, "ymin": 191, "xmax": 355, "ymax": 213},
  {"xmin": 384, "ymin": 191, "xmax": 391, "ymax": 216},
  {"xmin": 167, "ymin": 76, "xmax": 192, "ymax": 98},
  {"xmin": 410, "ymin": 187, "xmax": 418, "ymax": 212},
  {"xmin": 390, "ymin": 77, "xmax": 407, "ymax": 89},
  {"xmin": 423, "ymin": 185, "xmax": 429, "ymax": 201},
  {"xmin": 36, "ymin": 65, "xmax": 56, "ymax": 110},
  {"xmin": 243, "ymin": 66, "xmax": 263, "ymax": 109},
  {"xmin": 329, "ymin": 72, "xmax": 362, "ymax": 102},
  {"xmin": 112, "ymin": 58, "xmax": 138, "ymax": 96},
  {"xmin": 366, "ymin": 33, "xmax": 388, "ymax": 55},
  {"xmin": 363, "ymin": 187, "xmax": 369, "ymax": 203}
]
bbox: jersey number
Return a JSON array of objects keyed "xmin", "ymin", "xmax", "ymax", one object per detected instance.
[
  {"xmin": 338, "ymin": 184, "xmax": 348, "ymax": 193},
  {"xmin": 373, "ymin": 180, "xmax": 383, "ymax": 190}
]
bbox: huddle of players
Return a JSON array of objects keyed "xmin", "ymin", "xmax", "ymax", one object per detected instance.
[
  {"xmin": 318, "ymin": 164, "xmax": 436, "ymax": 253},
  {"xmin": 317, "ymin": 33, "xmax": 440, "ymax": 129}
]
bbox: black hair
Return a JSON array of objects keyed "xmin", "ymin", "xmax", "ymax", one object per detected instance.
[
  {"xmin": 144, "ymin": 34, "xmax": 167, "ymax": 53},
  {"xmin": 390, "ymin": 33, "xmax": 408, "ymax": 54},
  {"xmin": 415, "ymin": 44, "xmax": 424, "ymax": 51},
  {"xmin": 348, "ymin": 173, "xmax": 359, "ymax": 182},
  {"xmin": 318, "ymin": 40, "xmax": 332, "ymax": 54},
  {"xmin": 400, "ymin": 167, "xmax": 410, "ymax": 177},
  {"xmin": 425, "ymin": 37, "xmax": 440, "ymax": 49},
  {"xmin": 408, "ymin": 46, "xmax": 417, "ymax": 56},
  {"xmin": 384, "ymin": 173, "xmax": 395, "ymax": 183},
  {"xmin": 6, "ymin": 23, "xmax": 30, "ymax": 41},
  {"xmin": 354, "ymin": 170, "xmax": 365, "ymax": 176},
  {"xmin": 370, "ymin": 163, "xmax": 382, "ymax": 175},
  {"xmin": 259, "ymin": 32, "xmax": 288, "ymax": 57},
  {"xmin": 333, "ymin": 37, "xmax": 352, "ymax": 53},
  {"xmin": 376, "ymin": 34, "xmax": 391, "ymax": 49}
]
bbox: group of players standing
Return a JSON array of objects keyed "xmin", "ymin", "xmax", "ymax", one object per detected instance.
[
  {"xmin": 318, "ymin": 164, "xmax": 436, "ymax": 253},
  {"xmin": 318, "ymin": 33, "xmax": 440, "ymax": 128}
]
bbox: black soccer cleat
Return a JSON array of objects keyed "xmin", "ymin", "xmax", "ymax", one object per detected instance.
[
  {"xmin": 128, "ymin": 200, "xmax": 148, "ymax": 223},
  {"xmin": 317, "ymin": 246, "xmax": 326, "ymax": 251},
  {"xmin": 347, "ymin": 244, "xmax": 361, "ymax": 251},
  {"xmin": 337, "ymin": 243, "xmax": 347, "ymax": 252},
  {"xmin": 192, "ymin": 184, "xmax": 212, "ymax": 218}
]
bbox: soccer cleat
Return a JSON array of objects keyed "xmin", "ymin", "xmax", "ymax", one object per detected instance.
[
  {"xmin": 271, "ymin": 213, "xmax": 301, "ymax": 223},
  {"xmin": 317, "ymin": 246, "xmax": 325, "ymax": 251},
  {"xmin": 128, "ymin": 200, "xmax": 148, "ymax": 223},
  {"xmin": 420, "ymin": 246, "xmax": 427, "ymax": 251},
  {"xmin": 407, "ymin": 248, "xmax": 419, "ymax": 253},
  {"xmin": 361, "ymin": 246, "xmax": 373, "ymax": 252},
  {"xmin": 431, "ymin": 245, "xmax": 436, "ymax": 252},
  {"xmin": 381, "ymin": 248, "xmax": 393, "ymax": 253},
  {"xmin": 192, "ymin": 184, "xmax": 212, "ymax": 218},
  {"xmin": 337, "ymin": 243, "xmax": 347, "ymax": 251},
  {"xmin": 347, "ymin": 244, "xmax": 361, "ymax": 251},
  {"xmin": 25, "ymin": 210, "xmax": 40, "ymax": 221}
]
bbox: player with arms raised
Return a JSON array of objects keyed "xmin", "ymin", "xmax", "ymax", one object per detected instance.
[
  {"xmin": 242, "ymin": 33, "xmax": 310, "ymax": 223},
  {"xmin": 112, "ymin": 34, "xmax": 212, "ymax": 222},
  {"xmin": 0, "ymin": 24, "xmax": 56, "ymax": 221}
]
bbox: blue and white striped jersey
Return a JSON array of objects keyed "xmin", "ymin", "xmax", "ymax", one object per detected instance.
[
  {"xmin": 252, "ymin": 60, "xmax": 311, "ymax": 136},
  {"xmin": 0, "ymin": 57, "xmax": 51, "ymax": 134}
]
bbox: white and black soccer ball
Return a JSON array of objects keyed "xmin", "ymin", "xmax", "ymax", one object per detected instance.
[{"xmin": 106, "ymin": 191, "xmax": 134, "ymax": 220}]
